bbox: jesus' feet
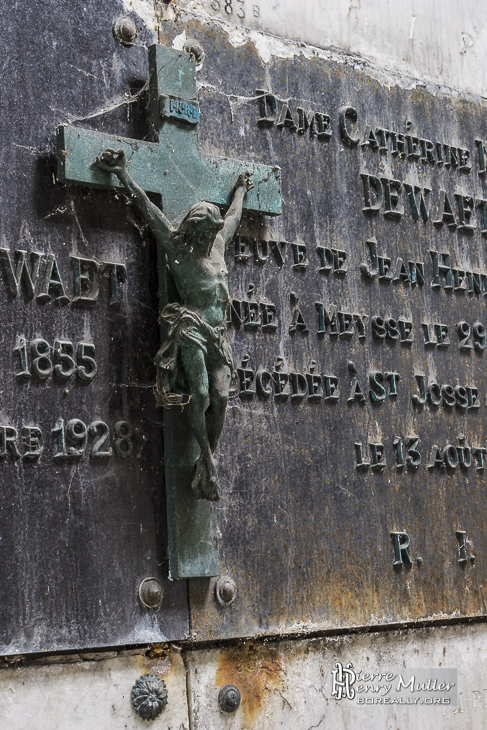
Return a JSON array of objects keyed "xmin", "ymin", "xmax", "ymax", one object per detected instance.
[{"xmin": 191, "ymin": 453, "xmax": 221, "ymax": 501}]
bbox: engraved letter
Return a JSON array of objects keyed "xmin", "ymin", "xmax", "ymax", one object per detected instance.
[{"xmin": 390, "ymin": 532, "xmax": 412, "ymax": 567}]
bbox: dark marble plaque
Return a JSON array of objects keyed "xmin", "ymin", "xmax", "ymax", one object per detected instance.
[{"xmin": 5, "ymin": 0, "xmax": 487, "ymax": 656}]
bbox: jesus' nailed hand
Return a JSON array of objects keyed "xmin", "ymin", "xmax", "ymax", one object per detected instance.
[{"xmin": 96, "ymin": 148, "xmax": 253, "ymax": 501}]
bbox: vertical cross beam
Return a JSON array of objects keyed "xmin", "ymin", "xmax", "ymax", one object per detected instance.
[{"xmin": 147, "ymin": 45, "xmax": 280, "ymax": 578}]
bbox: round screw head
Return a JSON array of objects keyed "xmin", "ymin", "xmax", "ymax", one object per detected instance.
[
  {"xmin": 221, "ymin": 580, "xmax": 235, "ymax": 601},
  {"xmin": 139, "ymin": 577, "xmax": 164, "ymax": 608},
  {"xmin": 183, "ymin": 39, "xmax": 205, "ymax": 70},
  {"xmin": 215, "ymin": 575, "xmax": 237, "ymax": 606},
  {"xmin": 218, "ymin": 684, "xmax": 241, "ymax": 713},
  {"xmin": 113, "ymin": 16, "xmax": 138, "ymax": 46}
]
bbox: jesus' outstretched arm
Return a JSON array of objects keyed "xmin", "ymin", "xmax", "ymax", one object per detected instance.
[
  {"xmin": 213, "ymin": 171, "xmax": 254, "ymax": 255},
  {"xmin": 95, "ymin": 148, "xmax": 176, "ymax": 254}
]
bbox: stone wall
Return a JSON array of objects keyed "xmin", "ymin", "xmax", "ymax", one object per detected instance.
[{"xmin": 4, "ymin": 1, "xmax": 487, "ymax": 727}]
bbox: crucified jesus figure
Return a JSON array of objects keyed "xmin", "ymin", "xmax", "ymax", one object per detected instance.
[{"xmin": 96, "ymin": 148, "xmax": 253, "ymax": 502}]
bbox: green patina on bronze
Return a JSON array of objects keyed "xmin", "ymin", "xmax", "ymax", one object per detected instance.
[
  {"xmin": 95, "ymin": 147, "xmax": 252, "ymax": 502},
  {"xmin": 56, "ymin": 43, "xmax": 281, "ymax": 578}
]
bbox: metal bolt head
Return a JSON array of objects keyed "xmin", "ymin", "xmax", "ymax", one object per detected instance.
[
  {"xmin": 139, "ymin": 577, "xmax": 164, "ymax": 608},
  {"xmin": 218, "ymin": 684, "xmax": 241, "ymax": 713},
  {"xmin": 221, "ymin": 580, "xmax": 235, "ymax": 602},
  {"xmin": 183, "ymin": 39, "xmax": 205, "ymax": 70},
  {"xmin": 113, "ymin": 16, "xmax": 138, "ymax": 46},
  {"xmin": 215, "ymin": 575, "xmax": 237, "ymax": 606}
]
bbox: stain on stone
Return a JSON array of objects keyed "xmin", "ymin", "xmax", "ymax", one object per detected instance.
[{"xmin": 216, "ymin": 642, "xmax": 285, "ymax": 725}]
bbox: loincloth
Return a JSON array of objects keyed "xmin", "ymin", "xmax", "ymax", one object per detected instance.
[{"xmin": 154, "ymin": 302, "xmax": 235, "ymax": 395}]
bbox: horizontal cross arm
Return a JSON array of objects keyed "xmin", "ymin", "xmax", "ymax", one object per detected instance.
[
  {"xmin": 57, "ymin": 126, "xmax": 282, "ymax": 219},
  {"xmin": 159, "ymin": 154, "xmax": 282, "ymax": 220},
  {"xmin": 201, "ymin": 155, "xmax": 282, "ymax": 216},
  {"xmin": 56, "ymin": 125, "xmax": 164, "ymax": 194}
]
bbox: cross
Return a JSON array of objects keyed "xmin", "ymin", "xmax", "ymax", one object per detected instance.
[
  {"xmin": 57, "ymin": 44, "xmax": 281, "ymax": 221},
  {"xmin": 56, "ymin": 44, "xmax": 282, "ymax": 580}
]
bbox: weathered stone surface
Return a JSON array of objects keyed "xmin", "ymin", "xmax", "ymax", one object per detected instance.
[
  {"xmin": 2, "ymin": 623, "xmax": 487, "ymax": 729},
  {"xmin": 0, "ymin": 647, "xmax": 189, "ymax": 730},
  {"xmin": 187, "ymin": 623, "xmax": 487, "ymax": 729},
  {"xmin": 164, "ymin": 0, "xmax": 487, "ymax": 97}
]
